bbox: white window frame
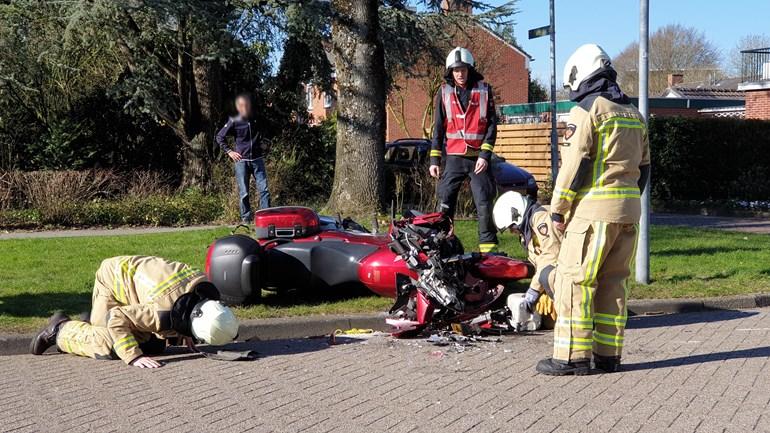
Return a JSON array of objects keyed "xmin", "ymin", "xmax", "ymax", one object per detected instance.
[
  {"xmin": 306, "ymin": 84, "xmax": 314, "ymax": 111},
  {"xmin": 323, "ymin": 91, "xmax": 334, "ymax": 109}
]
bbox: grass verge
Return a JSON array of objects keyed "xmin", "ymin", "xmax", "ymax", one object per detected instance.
[{"xmin": 1, "ymin": 222, "xmax": 768, "ymax": 333}]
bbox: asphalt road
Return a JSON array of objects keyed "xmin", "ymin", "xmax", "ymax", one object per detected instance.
[{"xmin": 2, "ymin": 308, "xmax": 770, "ymax": 433}]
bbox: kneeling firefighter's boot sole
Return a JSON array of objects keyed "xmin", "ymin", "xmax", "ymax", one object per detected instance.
[
  {"xmin": 536, "ymin": 358, "xmax": 591, "ymax": 376},
  {"xmin": 593, "ymin": 354, "xmax": 621, "ymax": 373},
  {"xmin": 30, "ymin": 312, "xmax": 70, "ymax": 355}
]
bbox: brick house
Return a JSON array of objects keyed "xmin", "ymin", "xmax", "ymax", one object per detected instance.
[
  {"xmin": 738, "ymin": 47, "xmax": 770, "ymax": 120},
  {"xmin": 305, "ymin": 82, "xmax": 336, "ymax": 125},
  {"xmin": 385, "ymin": 24, "xmax": 532, "ymax": 141},
  {"xmin": 304, "ymin": 2, "xmax": 533, "ymax": 137}
]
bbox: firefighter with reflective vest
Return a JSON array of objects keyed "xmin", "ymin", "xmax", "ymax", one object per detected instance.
[
  {"xmin": 430, "ymin": 47, "xmax": 498, "ymax": 253},
  {"xmin": 493, "ymin": 191, "xmax": 561, "ymax": 327},
  {"xmin": 536, "ymin": 44, "xmax": 650, "ymax": 376},
  {"xmin": 30, "ymin": 256, "xmax": 239, "ymax": 368}
]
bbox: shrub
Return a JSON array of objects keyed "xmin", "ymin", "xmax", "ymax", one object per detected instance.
[
  {"xmin": 10, "ymin": 170, "xmax": 120, "ymax": 224},
  {"xmin": 650, "ymin": 117, "xmax": 770, "ymax": 202},
  {"xmin": 266, "ymin": 118, "xmax": 336, "ymax": 207}
]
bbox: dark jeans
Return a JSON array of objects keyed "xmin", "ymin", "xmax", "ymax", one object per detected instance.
[
  {"xmin": 235, "ymin": 159, "xmax": 270, "ymax": 222},
  {"xmin": 437, "ymin": 156, "xmax": 498, "ymax": 248}
]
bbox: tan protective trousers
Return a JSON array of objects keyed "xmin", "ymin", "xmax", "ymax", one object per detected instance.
[
  {"xmin": 56, "ymin": 270, "xmax": 150, "ymax": 360},
  {"xmin": 552, "ymin": 217, "xmax": 638, "ymax": 362}
]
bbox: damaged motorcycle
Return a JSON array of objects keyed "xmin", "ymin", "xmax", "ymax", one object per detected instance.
[{"xmin": 206, "ymin": 205, "xmax": 543, "ymax": 336}]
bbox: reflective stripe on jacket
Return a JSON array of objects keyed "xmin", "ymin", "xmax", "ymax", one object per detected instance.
[
  {"xmin": 550, "ymin": 96, "xmax": 650, "ymax": 224},
  {"xmin": 442, "ymin": 81, "xmax": 489, "ymax": 155}
]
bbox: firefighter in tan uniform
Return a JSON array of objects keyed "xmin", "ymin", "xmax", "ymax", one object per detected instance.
[
  {"xmin": 30, "ymin": 256, "xmax": 239, "ymax": 368},
  {"xmin": 493, "ymin": 191, "xmax": 562, "ymax": 327},
  {"xmin": 536, "ymin": 44, "xmax": 650, "ymax": 376}
]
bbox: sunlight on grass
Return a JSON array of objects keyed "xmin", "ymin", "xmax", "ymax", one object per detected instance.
[{"xmin": 1, "ymin": 222, "xmax": 769, "ymax": 332}]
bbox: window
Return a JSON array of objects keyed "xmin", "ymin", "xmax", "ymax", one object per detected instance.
[
  {"xmin": 323, "ymin": 91, "xmax": 334, "ymax": 108},
  {"xmin": 306, "ymin": 84, "xmax": 314, "ymax": 111}
]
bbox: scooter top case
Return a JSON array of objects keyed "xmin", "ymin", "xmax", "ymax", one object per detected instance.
[
  {"xmin": 254, "ymin": 206, "xmax": 321, "ymax": 240},
  {"xmin": 205, "ymin": 234, "xmax": 262, "ymax": 306}
]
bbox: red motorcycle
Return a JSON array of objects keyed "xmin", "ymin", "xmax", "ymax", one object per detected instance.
[{"xmin": 205, "ymin": 207, "xmax": 531, "ymax": 334}]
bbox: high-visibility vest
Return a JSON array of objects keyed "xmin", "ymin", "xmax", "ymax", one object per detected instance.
[{"xmin": 442, "ymin": 81, "xmax": 489, "ymax": 155}]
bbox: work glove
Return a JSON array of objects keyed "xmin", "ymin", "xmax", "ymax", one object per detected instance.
[
  {"xmin": 535, "ymin": 295, "xmax": 557, "ymax": 321},
  {"xmin": 523, "ymin": 288, "xmax": 541, "ymax": 313}
]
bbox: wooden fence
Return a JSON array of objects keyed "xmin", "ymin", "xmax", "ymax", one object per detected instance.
[{"xmin": 495, "ymin": 122, "xmax": 565, "ymax": 183}]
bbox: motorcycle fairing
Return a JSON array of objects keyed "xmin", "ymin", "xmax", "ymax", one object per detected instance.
[{"xmin": 264, "ymin": 241, "xmax": 379, "ymax": 290}]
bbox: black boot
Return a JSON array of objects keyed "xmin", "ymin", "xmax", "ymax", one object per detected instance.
[
  {"xmin": 30, "ymin": 312, "xmax": 70, "ymax": 355},
  {"xmin": 78, "ymin": 311, "xmax": 91, "ymax": 323},
  {"xmin": 593, "ymin": 354, "xmax": 621, "ymax": 373},
  {"xmin": 536, "ymin": 358, "xmax": 590, "ymax": 376}
]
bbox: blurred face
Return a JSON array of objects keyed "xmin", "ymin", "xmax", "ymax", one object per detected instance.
[
  {"xmin": 235, "ymin": 96, "xmax": 252, "ymax": 118},
  {"xmin": 452, "ymin": 66, "xmax": 469, "ymax": 87}
]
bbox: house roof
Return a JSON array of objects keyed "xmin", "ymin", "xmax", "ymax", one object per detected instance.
[{"xmin": 661, "ymin": 77, "xmax": 745, "ymax": 100}]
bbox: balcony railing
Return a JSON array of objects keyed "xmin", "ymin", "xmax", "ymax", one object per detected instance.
[{"xmin": 741, "ymin": 47, "xmax": 770, "ymax": 83}]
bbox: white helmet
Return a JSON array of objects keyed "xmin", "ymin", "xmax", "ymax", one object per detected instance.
[
  {"xmin": 190, "ymin": 300, "xmax": 239, "ymax": 345},
  {"xmin": 563, "ymin": 44, "xmax": 612, "ymax": 91},
  {"xmin": 445, "ymin": 47, "xmax": 475, "ymax": 71},
  {"xmin": 493, "ymin": 191, "xmax": 530, "ymax": 231}
]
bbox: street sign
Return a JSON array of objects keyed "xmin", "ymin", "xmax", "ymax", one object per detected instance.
[{"xmin": 528, "ymin": 25, "xmax": 551, "ymax": 39}]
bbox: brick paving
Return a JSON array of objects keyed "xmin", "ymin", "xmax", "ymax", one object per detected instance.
[{"xmin": 2, "ymin": 308, "xmax": 770, "ymax": 433}]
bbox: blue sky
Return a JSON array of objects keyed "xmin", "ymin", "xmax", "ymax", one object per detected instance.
[{"xmin": 493, "ymin": 0, "xmax": 770, "ymax": 83}]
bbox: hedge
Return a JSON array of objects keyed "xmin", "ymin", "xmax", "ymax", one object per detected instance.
[{"xmin": 650, "ymin": 117, "xmax": 770, "ymax": 202}]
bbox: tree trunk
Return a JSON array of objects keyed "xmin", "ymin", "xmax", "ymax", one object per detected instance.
[
  {"xmin": 180, "ymin": 40, "xmax": 223, "ymax": 189},
  {"xmin": 326, "ymin": 0, "xmax": 386, "ymax": 215}
]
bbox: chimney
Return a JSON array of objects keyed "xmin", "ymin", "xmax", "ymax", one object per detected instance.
[
  {"xmin": 667, "ymin": 73, "xmax": 684, "ymax": 87},
  {"xmin": 441, "ymin": 0, "xmax": 472, "ymax": 13}
]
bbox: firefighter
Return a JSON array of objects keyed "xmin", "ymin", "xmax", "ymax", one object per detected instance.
[
  {"xmin": 493, "ymin": 191, "xmax": 561, "ymax": 325},
  {"xmin": 536, "ymin": 44, "xmax": 650, "ymax": 376},
  {"xmin": 430, "ymin": 47, "xmax": 499, "ymax": 253},
  {"xmin": 30, "ymin": 256, "xmax": 239, "ymax": 368}
]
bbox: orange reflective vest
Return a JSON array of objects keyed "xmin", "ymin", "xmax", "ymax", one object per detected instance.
[{"xmin": 441, "ymin": 81, "xmax": 489, "ymax": 155}]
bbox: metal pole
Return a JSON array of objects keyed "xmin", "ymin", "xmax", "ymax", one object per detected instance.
[
  {"xmin": 549, "ymin": 0, "xmax": 558, "ymax": 181},
  {"xmin": 636, "ymin": 0, "xmax": 650, "ymax": 284}
]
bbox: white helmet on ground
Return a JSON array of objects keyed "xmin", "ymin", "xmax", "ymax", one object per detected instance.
[
  {"xmin": 445, "ymin": 47, "xmax": 475, "ymax": 71},
  {"xmin": 190, "ymin": 300, "xmax": 239, "ymax": 345},
  {"xmin": 493, "ymin": 191, "xmax": 530, "ymax": 231},
  {"xmin": 563, "ymin": 43, "xmax": 612, "ymax": 91}
]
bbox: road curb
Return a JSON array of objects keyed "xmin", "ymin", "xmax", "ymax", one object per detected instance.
[
  {"xmin": 627, "ymin": 293, "xmax": 770, "ymax": 315},
  {"xmin": 2, "ymin": 294, "xmax": 769, "ymax": 356}
]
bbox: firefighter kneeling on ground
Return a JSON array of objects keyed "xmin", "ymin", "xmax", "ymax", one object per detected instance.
[
  {"xmin": 536, "ymin": 44, "xmax": 650, "ymax": 376},
  {"xmin": 493, "ymin": 191, "xmax": 562, "ymax": 329},
  {"xmin": 430, "ymin": 47, "xmax": 499, "ymax": 253},
  {"xmin": 31, "ymin": 256, "xmax": 239, "ymax": 368}
]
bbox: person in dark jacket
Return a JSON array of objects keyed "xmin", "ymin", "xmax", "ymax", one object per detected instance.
[
  {"xmin": 216, "ymin": 93, "xmax": 271, "ymax": 223},
  {"xmin": 430, "ymin": 47, "xmax": 499, "ymax": 253}
]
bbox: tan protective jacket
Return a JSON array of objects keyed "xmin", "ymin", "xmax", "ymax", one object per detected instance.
[
  {"xmin": 96, "ymin": 256, "xmax": 206, "ymax": 363},
  {"xmin": 526, "ymin": 205, "xmax": 561, "ymax": 294},
  {"xmin": 551, "ymin": 96, "xmax": 650, "ymax": 224}
]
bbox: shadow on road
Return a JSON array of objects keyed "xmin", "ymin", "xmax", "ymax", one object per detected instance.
[
  {"xmin": 159, "ymin": 336, "xmax": 363, "ymax": 364},
  {"xmin": 627, "ymin": 310, "xmax": 759, "ymax": 329},
  {"xmin": 622, "ymin": 346, "xmax": 770, "ymax": 371}
]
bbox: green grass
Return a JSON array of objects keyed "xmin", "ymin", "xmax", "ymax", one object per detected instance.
[{"xmin": 1, "ymin": 222, "xmax": 769, "ymax": 333}]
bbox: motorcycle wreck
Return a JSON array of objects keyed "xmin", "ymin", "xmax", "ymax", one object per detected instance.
[
  {"xmin": 383, "ymin": 211, "xmax": 540, "ymax": 337},
  {"xmin": 204, "ymin": 206, "xmax": 545, "ymax": 338}
]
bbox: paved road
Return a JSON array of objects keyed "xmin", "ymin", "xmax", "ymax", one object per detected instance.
[
  {"xmin": 652, "ymin": 213, "xmax": 770, "ymax": 234},
  {"xmin": 0, "ymin": 225, "xmax": 223, "ymax": 240},
  {"xmin": 2, "ymin": 308, "xmax": 770, "ymax": 433}
]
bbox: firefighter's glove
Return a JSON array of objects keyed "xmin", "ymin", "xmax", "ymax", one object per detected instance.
[
  {"xmin": 535, "ymin": 295, "xmax": 557, "ymax": 321},
  {"xmin": 523, "ymin": 288, "xmax": 541, "ymax": 313}
]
